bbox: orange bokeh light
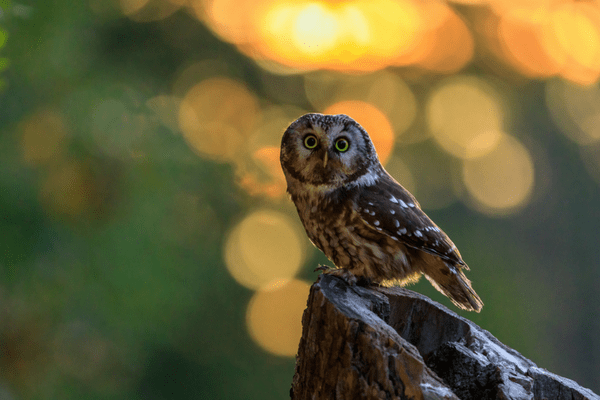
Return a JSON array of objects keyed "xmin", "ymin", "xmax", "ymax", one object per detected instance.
[
  {"xmin": 237, "ymin": 146, "xmax": 288, "ymax": 199},
  {"xmin": 495, "ymin": 7, "xmax": 563, "ymax": 78},
  {"xmin": 410, "ymin": 2, "xmax": 474, "ymax": 73},
  {"xmin": 178, "ymin": 77, "xmax": 260, "ymax": 162},
  {"xmin": 224, "ymin": 209, "xmax": 307, "ymax": 290},
  {"xmin": 192, "ymin": 0, "xmax": 473, "ymax": 73},
  {"xmin": 486, "ymin": 1, "xmax": 600, "ymax": 85},
  {"xmin": 246, "ymin": 279, "xmax": 310, "ymax": 356},
  {"xmin": 323, "ymin": 101, "xmax": 395, "ymax": 165},
  {"xmin": 551, "ymin": 2, "xmax": 600, "ymax": 85}
]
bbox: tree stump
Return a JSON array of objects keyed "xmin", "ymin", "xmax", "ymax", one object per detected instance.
[{"xmin": 291, "ymin": 274, "xmax": 599, "ymax": 400}]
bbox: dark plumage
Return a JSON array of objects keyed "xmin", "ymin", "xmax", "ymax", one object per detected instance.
[{"xmin": 280, "ymin": 113, "xmax": 483, "ymax": 312}]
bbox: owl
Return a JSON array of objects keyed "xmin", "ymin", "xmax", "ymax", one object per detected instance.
[{"xmin": 280, "ymin": 113, "xmax": 483, "ymax": 312}]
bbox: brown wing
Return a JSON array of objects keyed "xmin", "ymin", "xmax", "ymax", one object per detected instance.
[{"xmin": 354, "ymin": 171, "xmax": 466, "ymax": 268}]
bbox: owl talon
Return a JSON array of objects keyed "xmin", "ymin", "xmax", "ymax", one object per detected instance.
[
  {"xmin": 324, "ymin": 268, "xmax": 358, "ymax": 286},
  {"xmin": 314, "ymin": 264, "xmax": 335, "ymax": 273}
]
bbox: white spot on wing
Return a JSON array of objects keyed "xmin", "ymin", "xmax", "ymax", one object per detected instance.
[
  {"xmin": 374, "ymin": 220, "xmax": 380, "ymax": 226},
  {"xmin": 399, "ymin": 199, "xmax": 408, "ymax": 208},
  {"xmin": 394, "ymin": 220, "xmax": 399, "ymax": 228},
  {"xmin": 390, "ymin": 209, "xmax": 395, "ymax": 215},
  {"xmin": 408, "ymin": 202, "xmax": 415, "ymax": 208},
  {"xmin": 414, "ymin": 230, "xmax": 422, "ymax": 237},
  {"xmin": 390, "ymin": 196, "xmax": 398, "ymax": 204},
  {"xmin": 398, "ymin": 228, "xmax": 407, "ymax": 235}
]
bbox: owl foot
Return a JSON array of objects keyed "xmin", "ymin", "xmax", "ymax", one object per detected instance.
[
  {"xmin": 318, "ymin": 267, "xmax": 359, "ymax": 286},
  {"xmin": 314, "ymin": 264, "xmax": 336, "ymax": 273}
]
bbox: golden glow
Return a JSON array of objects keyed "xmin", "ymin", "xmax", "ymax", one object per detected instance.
[
  {"xmin": 238, "ymin": 146, "xmax": 288, "ymax": 199},
  {"xmin": 324, "ymin": 101, "xmax": 395, "ymax": 165},
  {"xmin": 412, "ymin": 2, "xmax": 474, "ymax": 73},
  {"xmin": 546, "ymin": 79, "xmax": 600, "ymax": 145},
  {"xmin": 190, "ymin": 0, "xmax": 475, "ymax": 72},
  {"xmin": 178, "ymin": 77, "xmax": 260, "ymax": 162},
  {"xmin": 551, "ymin": 2, "xmax": 600, "ymax": 85},
  {"xmin": 462, "ymin": 135, "xmax": 535, "ymax": 215},
  {"xmin": 20, "ymin": 109, "xmax": 67, "ymax": 166},
  {"xmin": 253, "ymin": 0, "xmax": 423, "ymax": 70},
  {"xmin": 427, "ymin": 76, "xmax": 504, "ymax": 159},
  {"xmin": 496, "ymin": 7, "xmax": 564, "ymax": 78},
  {"xmin": 364, "ymin": 72, "xmax": 417, "ymax": 138},
  {"xmin": 246, "ymin": 279, "xmax": 310, "ymax": 356},
  {"xmin": 293, "ymin": 3, "xmax": 339, "ymax": 55},
  {"xmin": 306, "ymin": 71, "xmax": 418, "ymax": 139},
  {"xmin": 236, "ymin": 105, "xmax": 307, "ymax": 200},
  {"xmin": 483, "ymin": 1, "xmax": 600, "ymax": 85},
  {"xmin": 224, "ymin": 209, "xmax": 307, "ymax": 290}
]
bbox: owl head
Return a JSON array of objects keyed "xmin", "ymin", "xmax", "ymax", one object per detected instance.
[{"xmin": 280, "ymin": 113, "xmax": 381, "ymax": 190}]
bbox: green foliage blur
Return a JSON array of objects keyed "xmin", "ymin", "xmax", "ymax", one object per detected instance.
[{"xmin": 0, "ymin": 1, "xmax": 599, "ymax": 399}]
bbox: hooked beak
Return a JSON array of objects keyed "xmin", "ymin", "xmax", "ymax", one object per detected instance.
[{"xmin": 323, "ymin": 151, "xmax": 328, "ymax": 168}]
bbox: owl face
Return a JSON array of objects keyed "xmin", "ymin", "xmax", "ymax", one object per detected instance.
[{"xmin": 280, "ymin": 113, "xmax": 379, "ymax": 189}]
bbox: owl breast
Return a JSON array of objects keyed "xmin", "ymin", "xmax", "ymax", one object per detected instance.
[{"xmin": 291, "ymin": 187, "xmax": 419, "ymax": 285}]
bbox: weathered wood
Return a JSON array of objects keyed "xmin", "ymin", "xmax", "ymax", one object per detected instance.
[{"xmin": 291, "ymin": 274, "xmax": 600, "ymax": 400}]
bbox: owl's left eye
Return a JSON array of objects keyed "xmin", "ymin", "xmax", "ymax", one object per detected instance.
[{"xmin": 335, "ymin": 138, "xmax": 350, "ymax": 152}]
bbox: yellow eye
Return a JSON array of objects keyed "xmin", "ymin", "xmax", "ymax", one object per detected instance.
[
  {"xmin": 335, "ymin": 138, "xmax": 350, "ymax": 152},
  {"xmin": 304, "ymin": 135, "xmax": 318, "ymax": 149}
]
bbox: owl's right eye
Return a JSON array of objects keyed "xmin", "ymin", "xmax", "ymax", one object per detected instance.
[{"xmin": 304, "ymin": 135, "xmax": 318, "ymax": 149}]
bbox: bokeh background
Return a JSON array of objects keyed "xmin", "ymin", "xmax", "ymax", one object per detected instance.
[{"xmin": 1, "ymin": 0, "xmax": 600, "ymax": 398}]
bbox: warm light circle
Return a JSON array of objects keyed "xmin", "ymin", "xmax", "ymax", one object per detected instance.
[
  {"xmin": 462, "ymin": 135, "xmax": 535, "ymax": 215},
  {"xmin": 323, "ymin": 101, "xmax": 395, "ymax": 165},
  {"xmin": 427, "ymin": 76, "xmax": 504, "ymax": 159},
  {"xmin": 246, "ymin": 279, "xmax": 310, "ymax": 356},
  {"xmin": 224, "ymin": 210, "xmax": 306, "ymax": 290},
  {"xmin": 178, "ymin": 77, "xmax": 260, "ymax": 162}
]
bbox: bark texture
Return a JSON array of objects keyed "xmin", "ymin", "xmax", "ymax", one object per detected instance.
[{"xmin": 291, "ymin": 274, "xmax": 599, "ymax": 400}]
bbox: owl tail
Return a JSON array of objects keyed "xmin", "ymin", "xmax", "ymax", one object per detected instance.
[{"xmin": 424, "ymin": 264, "xmax": 484, "ymax": 312}]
